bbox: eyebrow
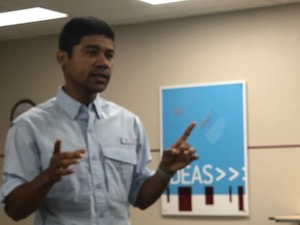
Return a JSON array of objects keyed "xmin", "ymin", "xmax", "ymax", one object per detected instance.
[{"xmin": 83, "ymin": 44, "xmax": 114, "ymax": 53}]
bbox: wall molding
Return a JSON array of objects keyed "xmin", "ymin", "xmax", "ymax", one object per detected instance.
[
  {"xmin": 151, "ymin": 144, "xmax": 300, "ymax": 152},
  {"xmin": 1, "ymin": 144, "xmax": 300, "ymax": 158}
]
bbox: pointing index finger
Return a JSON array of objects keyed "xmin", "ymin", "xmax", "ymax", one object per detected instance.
[
  {"xmin": 53, "ymin": 139, "xmax": 62, "ymax": 155},
  {"xmin": 179, "ymin": 122, "xmax": 196, "ymax": 141}
]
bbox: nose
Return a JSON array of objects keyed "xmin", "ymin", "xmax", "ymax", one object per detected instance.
[{"xmin": 95, "ymin": 53, "xmax": 109, "ymax": 67}]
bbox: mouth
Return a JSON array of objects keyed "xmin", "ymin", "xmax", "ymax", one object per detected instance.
[{"xmin": 89, "ymin": 73, "xmax": 110, "ymax": 83}]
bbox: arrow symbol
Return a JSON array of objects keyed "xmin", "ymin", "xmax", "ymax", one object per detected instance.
[
  {"xmin": 215, "ymin": 167, "xmax": 226, "ymax": 181},
  {"xmin": 229, "ymin": 167, "xmax": 239, "ymax": 181}
]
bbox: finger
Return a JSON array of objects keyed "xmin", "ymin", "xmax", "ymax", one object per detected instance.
[
  {"xmin": 183, "ymin": 148, "xmax": 198, "ymax": 158},
  {"xmin": 179, "ymin": 143, "xmax": 190, "ymax": 151},
  {"xmin": 185, "ymin": 148, "xmax": 199, "ymax": 160},
  {"xmin": 172, "ymin": 122, "xmax": 196, "ymax": 148},
  {"xmin": 164, "ymin": 148, "xmax": 180, "ymax": 156},
  {"xmin": 191, "ymin": 154, "xmax": 199, "ymax": 160},
  {"xmin": 179, "ymin": 122, "xmax": 196, "ymax": 141},
  {"xmin": 60, "ymin": 149, "xmax": 85, "ymax": 159},
  {"xmin": 60, "ymin": 158, "xmax": 82, "ymax": 168},
  {"xmin": 185, "ymin": 147, "xmax": 196, "ymax": 154},
  {"xmin": 57, "ymin": 167, "xmax": 74, "ymax": 176},
  {"xmin": 53, "ymin": 139, "xmax": 62, "ymax": 155},
  {"xmin": 77, "ymin": 148, "xmax": 86, "ymax": 155},
  {"xmin": 77, "ymin": 149, "xmax": 86, "ymax": 158}
]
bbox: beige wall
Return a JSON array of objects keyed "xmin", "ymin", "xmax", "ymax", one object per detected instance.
[{"xmin": 1, "ymin": 3, "xmax": 300, "ymax": 225}]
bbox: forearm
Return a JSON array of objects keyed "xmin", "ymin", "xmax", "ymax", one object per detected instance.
[
  {"xmin": 135, "ymin": 123, "xmax": 198, "ymax": 210},
  {"xmin": 135, "ymin": 167, "xmax": 174, "ymax": 209},
  {"xmin": 4, "ymin": 169, "xmax": 56, "ymax": 221}
]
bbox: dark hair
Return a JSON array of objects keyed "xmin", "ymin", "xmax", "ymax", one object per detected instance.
[{"xmin": 58, "ymin": 17, "xmax": 115, "ymax": 56}]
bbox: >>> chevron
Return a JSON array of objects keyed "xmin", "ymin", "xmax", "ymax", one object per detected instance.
[
  {"xmin": 215, "ymin": 167, "xmax": 226, "ymax": 181},
  {"xmin": 228, "ymin": 167, "xmax": 239, "ymax": 181}
]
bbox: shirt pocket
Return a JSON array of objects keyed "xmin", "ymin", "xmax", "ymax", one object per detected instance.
[{"xmin": 102, "ymin": 144, "xmax": 137, "ymax": 203}]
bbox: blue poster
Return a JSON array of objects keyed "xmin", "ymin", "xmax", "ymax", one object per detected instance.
[{"xmin": 160, "ymin": 81, "xmax": 248, "ymax": 216}]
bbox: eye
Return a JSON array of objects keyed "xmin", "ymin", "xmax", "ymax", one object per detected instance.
[
  {"xmin": 104, "ymin": 51, "xmax": 114, "ymax": 60},
  {"xmin": 86, "ymin": 50, "xmax": 98, "ymax": 57}
]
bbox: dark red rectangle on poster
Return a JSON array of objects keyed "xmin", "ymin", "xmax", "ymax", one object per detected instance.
[
  {"xmin": 178, "ymin": 187, "xmax": 192, "ymax": 211},
  {"xmin": 166, "ymin": 186, "xmax": 170, "ymax": 202},
  {"xmin": 238, "ymin": 186, "xmax": 244, "ymax": 211},
  {"xmin": 205, "ymin": 186, "xmax": 214, "ymax": 205}
]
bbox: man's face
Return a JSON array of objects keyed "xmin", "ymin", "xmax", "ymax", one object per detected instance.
[{"xmin": 61, "ymin": 34, "xmax": 114, "ymax": 95}]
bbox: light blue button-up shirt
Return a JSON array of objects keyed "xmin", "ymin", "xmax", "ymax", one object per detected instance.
[{"xmin": 1, "ymin": 88, "xmax": 154, "ymax": 225}]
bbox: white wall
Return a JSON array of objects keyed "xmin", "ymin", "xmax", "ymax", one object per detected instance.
[{"xmin": 1, "ymin": 3, "xmax": 300, "ymax": 225}]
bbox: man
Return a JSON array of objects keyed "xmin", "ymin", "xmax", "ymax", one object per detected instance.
[{"xmin": 1, "ymin": 17, "xmax": 198, "ymax": 225}]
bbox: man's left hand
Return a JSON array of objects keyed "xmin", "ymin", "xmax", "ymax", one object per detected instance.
[{"xmin": 159, "ymin": 122, "xmax": 199, "ymax": 177}]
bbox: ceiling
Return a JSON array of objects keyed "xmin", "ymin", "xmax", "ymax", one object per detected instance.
[{"xmin": 1, "ymin": 0, "xmax": 300, "ymax": 42}]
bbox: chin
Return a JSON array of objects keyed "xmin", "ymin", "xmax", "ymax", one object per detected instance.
[
  {"xmin": 92, "ymin": 85, "xmax": 108, "ymax": 93},
  {"xmin": 86, "ymin": 80, "xmax": 109, "ymax": 94}
]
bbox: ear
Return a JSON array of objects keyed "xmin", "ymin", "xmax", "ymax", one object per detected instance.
[{"xmin": 56, "ymin": 50, "xmax": 69, "ymax": 66}]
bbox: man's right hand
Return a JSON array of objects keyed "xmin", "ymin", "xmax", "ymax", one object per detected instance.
[
  {"xmin": 44, "ymin": 139, "xmax": 85, "ymax": 183},
  {"xmin": 4, "ymin": 139, "xmax": 85, "ymax": 221}
]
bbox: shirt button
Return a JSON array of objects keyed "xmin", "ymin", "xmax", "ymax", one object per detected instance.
[
  {"xmin": 96, "ymin": 184, "xmax": 102, "ymax": 189},
  {"xmin": 92, "ymin": 156, "xmax": 97, "ymax": 161}
]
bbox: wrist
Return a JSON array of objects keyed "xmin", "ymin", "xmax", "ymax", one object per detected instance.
[
  {"xmin": 40, "ymin": 169, "xmax": 57, "ymax": 186},
  {"xmin": 157, "ymin": 166, "xmax": 175, "ymax": 179}
]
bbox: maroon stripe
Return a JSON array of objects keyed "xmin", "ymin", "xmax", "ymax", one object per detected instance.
[
  {"xmin": 205, "ymin": 186, "xmax": 214, "ymax": 205},
  {"xmin": 178, "ymin": 187, "xmax": 192, "ymax": 211},
  {"xmin": 166, "ymin": 186, "xmax": 170, "ymax": 203},
  {"xmin": 238, "ymin": 186, "xmax": 244, "ymax": 211},
  {"xmin": 229, "ymin": 186, "xmax": 232, "ymax": 202}
]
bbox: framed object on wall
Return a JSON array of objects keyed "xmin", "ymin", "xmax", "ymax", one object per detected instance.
[
  {"xmin": 160, "ymin": 81, "xmax": 248, "ymax": 216},
  {"xmin": 10, "ymin": 99, "xmax": 36, "ymax": 122}
]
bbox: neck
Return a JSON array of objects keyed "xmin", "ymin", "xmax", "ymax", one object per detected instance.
[{"xmin": 62, "ymin": 86, "xmax": 97, "ymax": 106}]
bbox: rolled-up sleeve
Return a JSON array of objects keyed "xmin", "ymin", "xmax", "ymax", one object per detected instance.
[
  {"xmin": 128, "ymin": 117, "xmax": 154, "ymax": 205},
  {"xmin": 0, "ymin": 119, "xmax": 40, "ymax": 204}
]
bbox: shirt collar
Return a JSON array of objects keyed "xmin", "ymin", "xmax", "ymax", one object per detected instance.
[{"xmin": 56, "ymin": 87, "xmax": 105, "ymax": 120}]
